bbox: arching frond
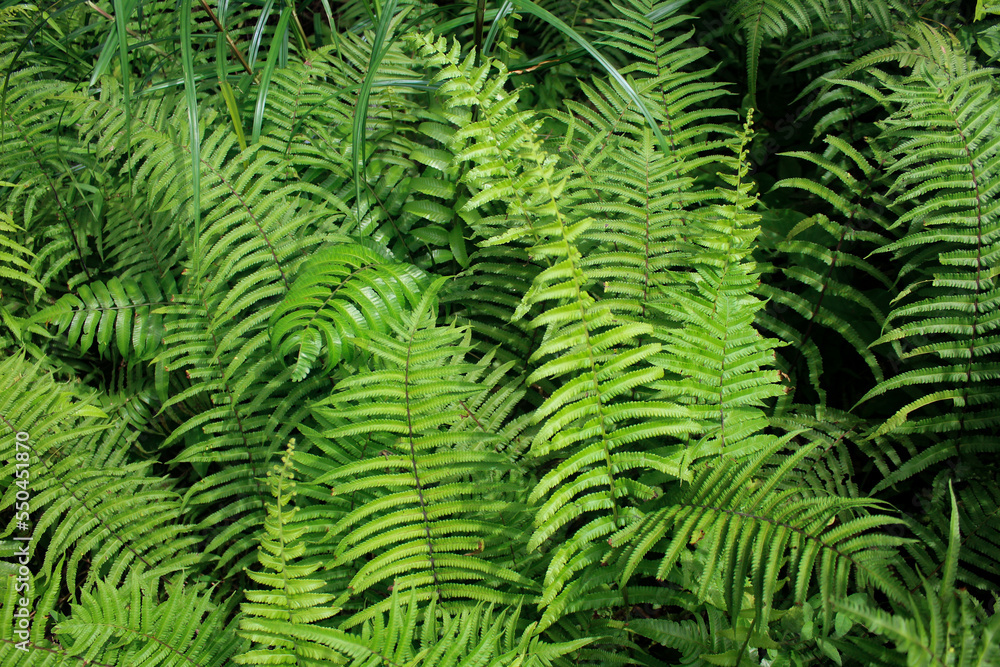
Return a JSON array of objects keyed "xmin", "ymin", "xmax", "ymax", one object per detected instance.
[
  {"xmin": 270, "ymin": 242, "xmax": 430, "ymax": 381},
  {"xmin": 852, "ymin": 26, "xmax": 1000, "ymax": 452},
  {"xmin": 0, "ymin": 355, "xmax": 200, "ymax": 595}
]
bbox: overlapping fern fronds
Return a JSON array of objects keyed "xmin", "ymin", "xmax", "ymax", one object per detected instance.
[
  {"xmin": 236, "ymin": 440, "xmax": 340, "ymax": 665},
  {"xmin": 2, "ymin": 0, "xmax": 999, "ymax": 665},
  {"xmin": 0, "ymin": 355, "xmax": 201, "ymax": 595},
  {"xmin": 55, "ymin": 574, "xmax": 243, "ymax": 667},
  {"xmin": 763, "ymin": 134, "xmax": 894, "ymax": 407}
]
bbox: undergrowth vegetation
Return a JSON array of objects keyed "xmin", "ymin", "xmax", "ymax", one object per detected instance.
[{"xmin": 1, "ymin": 0, "xmax": 999, "ymax": 664}]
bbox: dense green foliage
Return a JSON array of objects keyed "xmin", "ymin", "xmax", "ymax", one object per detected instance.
[{"xmin": 1, "ymin": 0, "xmax": 999, "ymax": 664}]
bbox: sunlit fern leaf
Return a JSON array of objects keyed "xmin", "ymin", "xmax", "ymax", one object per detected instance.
[
  {"xmin": 55, "ymin": 573, "xmax": 243, "ymax": 667},
  {"xmin": 269, "ymin": 242, "xmax": 430, "ymax": 381},
  {"xmin": 567, "ymin": 122, "xmax": 729, "ymax": 330},
  {"xmin": 311, "ymin": 284, "xmax": 536, "ymax": 626},
  {"xmin": 850, "ymin": 27, "xmax": 1000, "ymax": 449},
  {"xmin": 236, "ymin": 440, "xmax": 341, "ymax": 666},
  {"xmin": 405, "ymin": 34, "xmax": 552, "ymax": 245},
  {"xmin": 409, "ymin": 32, "xmax": 712, "ymax": 635},
  {"xmin": 612, "ymin": 436, "xmax": 910, "ymax": 634},
  {"xmin": 0, "ymin": 207, "xmax": 39, "ymax": 290},
  {"xmin": 647, "ymin": 112, "xmax": 784, "ymax": 464},
  {"xmin": 36, "ymin": 274, "xmax": 175, "ymax": 361},
  {"xmin": 61, "ymin": 75, "xmax": 347, "ymax": 579}
]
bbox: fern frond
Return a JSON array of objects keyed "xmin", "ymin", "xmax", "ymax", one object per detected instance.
[
  {"xmin": 270, "ymin": 242, "xmax": 430, "ymax": 381},
  {"xmin": 835, "ymin": 490, "xmax": 1000, "ymax": 666},
  {"xmin": 647, "ymin": 112, "xmax": 784, "ymax": 465},
  {"xmin": 763, "ymin": 133, "xmax": 894, "ymax": 405},
  {"xmin": 236, "ymin": 440, "xmax": 341, "ymax": 665},
  {"xmin": 36, "ymin": 274, "xmax": 174, "ymax": 361},
  {"xmin": 311, "ymin": 288, "xmax": 536, "ymax": 626},
  {"xmin": 613, "ymin": 437, "xmax": 910, "ymax": 633},
  {"xmin": 0, "ymin": 355, "xmax": 201, "ymax": 593},
  {"xmin": 0, "ymin": 554, "xmax": 69, "ymax": 664},
  {"xmin": 851, "ymin": 27, "xmax": 1000, "ymax": 447},
  {"xmin": 730, "ymin": 0, "xmax": 816, "ymax": 106},
  {"xmin": 243, "ymin": 587, "xmax": 591, "ymax": 667},
  {"xmin": 55, "ymin": 574, "xmax": 243, "ymax": 667},
  {"xmin": 0, "ymin": 206, "xmax": 39, "ymax": 291}
]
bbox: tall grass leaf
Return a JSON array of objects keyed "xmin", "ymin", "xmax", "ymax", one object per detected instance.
[
  {"xmin": 509, "ymin": 0, "xmax": 671, "ymax": 157},
  {"xmin": 181, "ymin": 0, "xmax": 202, "ymax": 274},
  {"xmin": 252, "ymin": 7, "xmax": 292, "ymax": 144},
  {"xmin": 352, "ymin": 0, "xmax": 399, "ymax": 218}
]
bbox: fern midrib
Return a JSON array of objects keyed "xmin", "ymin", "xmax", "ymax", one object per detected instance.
[
  {"xmin": 189, "ymin": 293, "xmax": 268, "ymax": 502},
  {"xmin": 271, "ymin": 462, "xmax": 304, "ymax": 657},
  {"xmin": 678, "ymin": 498, "xmax": 862, "ymax": 570},
  {"xmin": 120, "ymin": 205, "xmax": 170, "ymax": 277},
  {"xmin": 475, "ymin": 86, "xmax": 547, "ymax": 253},
  {"xmin": 547, "ymin": 183, "xmax": 622, "ymax": 528},
  {"xmin": 66, "ymin": 619, "xmax": 204, "ymax": 666},
  {"xmin": 69, "ymin": 300, "xmax": 169, "ymax": 313},
  {"xmin": 403, "ymin": 327, "xmax": 443, "ymax": 599},
  {"xmin": 23, "ymin": 435, "xmax": 158, "ymax": 573},
  {"xmin": 294, "ymin": 262, "xmax": 371, "ymax": 350},
  {"xmin": 948, "ymin": 113, "xmax": 985, "ymax": 408},
  {"xmin": 711, "ymin": 153, "xmax": 749, "ymax": 456},
  {"xmin": 794, "ymin": 181, "xmax": 870, "ymax": 360}
]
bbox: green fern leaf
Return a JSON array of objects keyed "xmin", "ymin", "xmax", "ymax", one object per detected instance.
[{"xmin": 269, "ymin": 242, "xmax": 430, "ymax": 381}]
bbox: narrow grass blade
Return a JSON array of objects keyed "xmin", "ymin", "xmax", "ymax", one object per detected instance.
[
  {"xmin": 251, "ymin": 7, "xmax": 292, "ymax": 144},
  {"xmin": 180, "ymin": 0, "xmax": 202, "ymax": 275},
  {"xmin": 249, "ymin": 0, "xmax": 276, "ymax": 67},
  {"xmin": 484, "ymin": 1, "xmax": 514, "ymax": 56},
  {"xmin": 509, "ymin": 0, "xmax": 671, "ymax": 156},
  {"xmin": 112, "ymin": 0, "xmax": 134, "ymax": 188},
  {"xmin": 352, "ymin": 0, "xmax": 399, "ymax": 219}
]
